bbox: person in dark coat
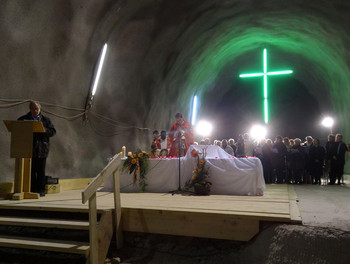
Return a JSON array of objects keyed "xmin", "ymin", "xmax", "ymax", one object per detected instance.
[
  {"xmin": 261, "ymin": 139, "xmax": 274, "ymax": 184},
  {"xmin": 324, "ymin": 134, "xmax": 336, "ymax": 183},
  {"xmin": 309, "ymin": 138, "xmax": 325, "ymax": 185},
  {"xmin": 290, "ymin": 138, "xmax": 306, "ymax": 184},
  {"xmin": 272, "ymin": 135, "xmax": 287, "ymax": 183},
  {"xmin": 303, "ymin": 136, "xmax": 314, "ymax": 184},
  {"xmin": 18, "ymin": 101, "xmax": 56, "ymax": 196},
  {"xmin": 236, "ymin": 134, "xmax": 245, "ymax": 157},
  {"xmin": 330, "ymin": 134, "xmax": 348, "ymax": 185}
]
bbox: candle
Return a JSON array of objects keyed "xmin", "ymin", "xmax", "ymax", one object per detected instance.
[
  {"xmin": 122, "ymin": 146, "xmax": 126, "ymax": 158},
  {"xmin": 128, "ymin": 152, "xmax": 132, "ymax": 157}
]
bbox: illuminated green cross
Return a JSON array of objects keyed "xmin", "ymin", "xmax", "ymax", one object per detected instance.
[{"xmin": 239, "ymin": 49, "xmax": 293, "ymax": 123}]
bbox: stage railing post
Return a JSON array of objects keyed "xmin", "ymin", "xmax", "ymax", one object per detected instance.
[
  {"xmin": 113, "ymin": 169, "xmax": 123, "ymax": 249},
  {"xmin": 89, "ymin": 193, "xmax": 98, "ymax": 264},
  {"xmin": 82, "ymin": 153, "xmax": 122, "ymax": 264}
]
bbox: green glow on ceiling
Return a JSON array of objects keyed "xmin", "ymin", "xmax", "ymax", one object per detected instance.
[
  {"xmin": 239, "ymin": 48, "xmax": 293, "ymax": 123},
  {"xmin": 177, "ymin": 8, "xmax": 350, "ymax": 137}
]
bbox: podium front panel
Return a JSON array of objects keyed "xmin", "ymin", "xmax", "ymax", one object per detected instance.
[{"xmin": 10, "ymin": 122, "xmax": 33, "ymax": 158}]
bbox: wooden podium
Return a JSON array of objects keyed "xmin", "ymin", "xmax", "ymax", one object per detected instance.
[{"xmin": 4, "ymin": 120, "xmax": 45, "ymax": 200}]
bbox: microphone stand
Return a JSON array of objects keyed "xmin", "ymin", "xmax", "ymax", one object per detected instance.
[{"xmin": 169, "ymin": 133, "xmax": 183, "ymax": 195}]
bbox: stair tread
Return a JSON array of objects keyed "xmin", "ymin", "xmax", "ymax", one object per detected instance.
[
  {"xmin": 0, "ymin": 216, "xmax": 89, "ymax": 230},
  {"xmin": 0, "ymin": 204, "xmax": 107, "ymax": 214},
  {"xmin": 0, "ymin": 235, "xmax": 90, "ymax": 255}
]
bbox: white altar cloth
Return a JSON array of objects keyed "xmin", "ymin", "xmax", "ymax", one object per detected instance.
[{"xmin": 104, "ymin": 145, "xmax": 265, "ymax": 196}]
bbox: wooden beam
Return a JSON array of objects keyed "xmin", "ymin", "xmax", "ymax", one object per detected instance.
[
  {"xmin": 60, "ymin": 178, "xmax": 92, "ymax": 191},
  {"xmin": 0, "ymin": 216, "xmax": 89, "ymax": 230},
  {"xmin": 97, "ymin": 210, "xmax": 113, "ymax": 264},
  {"xmin": 89, "ymin": 193, "xmax": 98, "ymax": 264},
  {"xmin": 122, "ymin": 208, "xmax": 260, "ymax": 241},
  {"xmin": 287, "ymin": 185, "xmax": 302, "ymax": 223},
  {"xmin": 0, "ymin": 235, "xmax": 89, "ymax": 255},
  {"xmin": 13, "ymin": 158, "xmax": 24, "ymax": 194},
  {"xmin": 82, "ymin": 154, "xmax": 121, "ymax": 204},
  {"xmin": 22, "ymin": 158, "xmax": 31, "ymax": 192},
  {"xmin": 113, "ymin": 170, "xmax": 123, "ymax": 249}
]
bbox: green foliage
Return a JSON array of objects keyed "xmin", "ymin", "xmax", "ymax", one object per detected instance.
[
  {"xmin": 184, "ymin": 148, "xmax": 211, "ymax": 190},
  {"xmin": 121, "ymin": 149, "xmax": 150, "ymax": 192}
]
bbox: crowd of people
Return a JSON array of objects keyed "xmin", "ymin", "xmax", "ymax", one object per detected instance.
[
  {"xmin": 151, "ymin": 129, "xmax": 349, "ymax": 185},
  {"xmin": 150, "ymin": 113, "xmax": 348, "ymax": 186},
  {"xmin": 204, "ymin": 133, "xmax": 349, "ymax": 185}
]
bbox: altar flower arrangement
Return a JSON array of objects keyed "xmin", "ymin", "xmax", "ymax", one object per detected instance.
[
  {"xmin": 184, "ymin": 148, "xmax": 211, "ymax": 195},
  {"xmin": 121, "ymin": 149, "xmax": 149, "ymax": 192}
]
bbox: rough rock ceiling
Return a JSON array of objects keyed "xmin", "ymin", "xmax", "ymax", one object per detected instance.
[{"xmin": 1, "ymin": 0, "xmax": 349, "ymax": 180}]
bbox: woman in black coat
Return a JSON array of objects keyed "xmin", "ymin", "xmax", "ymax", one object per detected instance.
[
  {"xmin": 309, "ymin": 138, "xmax": 325, "ymax": 185},
  {"xmin": 290, "ymin": 138, "xmax": 306, "ymax": 184}
]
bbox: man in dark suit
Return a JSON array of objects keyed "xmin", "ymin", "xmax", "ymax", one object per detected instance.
[
  {"xmin": 330, "ymin": 134, "xmax": 348, "ymax": 185},
  {"xmin": 18, "ymin": 101, "xmax": 56, "ymax": 196}
]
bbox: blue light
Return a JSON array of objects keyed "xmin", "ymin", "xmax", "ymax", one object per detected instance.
[{"xmin": 191, "ymin": 95, "xmax": 198, "ymax": 125}]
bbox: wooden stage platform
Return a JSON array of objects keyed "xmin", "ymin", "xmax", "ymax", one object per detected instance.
[{"xmin": 0, "ymin": 184, "xmax": 301, "ymax": 242}]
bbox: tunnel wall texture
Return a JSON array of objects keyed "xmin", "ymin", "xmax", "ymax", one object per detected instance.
[{"xmin": 1, "ymin": 0, "xmax": 350, "ymax": 182}]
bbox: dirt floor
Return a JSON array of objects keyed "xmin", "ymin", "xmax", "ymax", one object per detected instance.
[{"xmin": 106, "ymin": 180, "xmax": 350, "ymax": 264}]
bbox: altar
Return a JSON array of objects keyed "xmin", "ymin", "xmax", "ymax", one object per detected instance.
[{"xmin": 104, "ymin": 145, "xmax": 265, "ymax": 196}]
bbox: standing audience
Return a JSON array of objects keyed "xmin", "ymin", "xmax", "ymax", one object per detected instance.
[
  {"xmin": 221, "ymin": 139, "xmax": 234, "ymax": 155},
  {"xmin": 290, "ymin": 138, "xmax": 306, "ymax": 185},
  {"xmin": 309, "ymin": 138, "xmax": 325, "ymax": 185},
  {"xmin": 154, "ymin": 128, "xmax": 348, "ymax": 186},
  {"xmin": 330, "ymin": 134, "xmax": 348, "ymax": 184},
  {"xmin": 228, "ymin": 138, "xmax": 237, "ymax": 156},
  {"xmin": 272, "ymin": 136, "xmax": 288, "ymax": 183},
  {"xmin": 243, "ymin": 133, "xmax": 255, "ymax": 157}
]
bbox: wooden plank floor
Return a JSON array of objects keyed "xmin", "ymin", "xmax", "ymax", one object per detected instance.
[
  {"xmin": 0, "ymin": 185, "xmax": 301, "ymax": 222},
  {"xmin": 0, "ymin": 185, "xmax": 301, "ymax": 241}
]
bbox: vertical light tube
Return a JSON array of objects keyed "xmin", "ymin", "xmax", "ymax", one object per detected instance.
[
  {"xmin": 263, "ymin": 49, "xmax": 268, "ymax": 123},
  {"xmin": 264, "ymin": 98, "xmax": 268, "ymax": 124},
  {"xmin": 191, "ymin": 95, "xmax": 198, "ymax": 125},
  {"xmin": 92, "ymin": 43, "xmax": 108, "ymax": 96}
]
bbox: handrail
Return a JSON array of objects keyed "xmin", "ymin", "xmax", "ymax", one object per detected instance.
[
  {"xmin": 82, "ymin": 153, "xmax": 122, "ymax": 264},
  {"xmin": 82, "ymin": 153, "xmax": 121, "ymax": 203}
]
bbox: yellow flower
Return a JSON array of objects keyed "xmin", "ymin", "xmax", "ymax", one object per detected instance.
[
  {"xmin": 199, "ymin": 159, "xmax": 205, "ymax": 165},
  {"xmin": 192, "ymin": 170, "xmax": 196, "ymax": 173},
  {"xmin": 192, "ymin": 175, "xmax": 196, "ymax": 181},
  {"xmin": 132, "ymin": 154, "xmax": 136, "ymax": 158},
  {"xmin": 138, "ymin": 153, "xmax": 143, "ymax": 158},
  {"xmin": 198, "ymin": 168, "xmax": 202, "ymax": 172},
  {"xmin": 131, "ymin": 159, "xmax": 137, "ymax": 164}
]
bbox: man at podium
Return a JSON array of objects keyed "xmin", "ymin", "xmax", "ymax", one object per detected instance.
[{"xmin": 18, "ymin": 101, "xmax": 56, "ymax": 196}]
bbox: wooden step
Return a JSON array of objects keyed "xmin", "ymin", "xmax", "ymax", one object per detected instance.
[
  {"xmin": 0, "ymin": 216, "xmax": 89, "ymax": 230},
  {"xmin": 0, "ymin": 235, "xmax": 90, "ymax": 255},
  {"xmin": 0, "ymin": 204, "xmax": 106, "ymax": 214}
]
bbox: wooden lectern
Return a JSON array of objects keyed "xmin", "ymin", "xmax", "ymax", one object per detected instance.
[{"xmin": 3, "ymin": 120, "xmax": 45, "ymax": 200}]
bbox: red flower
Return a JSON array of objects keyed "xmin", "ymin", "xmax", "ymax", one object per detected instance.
[{"xmin": 191, "ymin": 149, "xmax": 198, "ymax": 158}]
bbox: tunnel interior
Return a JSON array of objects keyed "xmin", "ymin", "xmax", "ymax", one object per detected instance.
[{"xmin": 1, "ymin": 0, "xmax": 350, "ymax": 181}]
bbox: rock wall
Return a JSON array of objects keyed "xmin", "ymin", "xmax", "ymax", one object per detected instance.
[{"xmin": 1, "ymin": 0, "xmax": 350, "ymax": 182}]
